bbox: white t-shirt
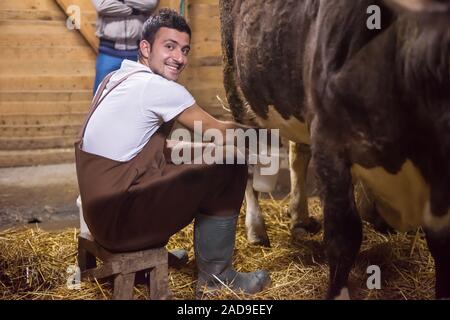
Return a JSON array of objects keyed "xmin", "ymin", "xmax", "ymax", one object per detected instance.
[{"xmin": 82, "ymin": 60, "xmax": 195, "ymax": 161}]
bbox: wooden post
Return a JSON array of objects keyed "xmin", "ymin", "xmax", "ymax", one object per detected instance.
[{"xmin": 55, "ymin": 0, "xmax": 99, "ymax": 54}]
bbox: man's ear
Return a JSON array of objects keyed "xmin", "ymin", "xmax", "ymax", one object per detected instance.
[
  {"xmin": 139, "ymin": 40, "xmax": 151, "ymax": 59},
  {"xmin": 383, "ymin": 0, "xmax": 449, "ymax": 13}
]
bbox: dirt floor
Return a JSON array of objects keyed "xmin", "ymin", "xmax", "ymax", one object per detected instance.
[{"xmin": 0, "ymin": 164, "xmax": 80, "ymax": 231}]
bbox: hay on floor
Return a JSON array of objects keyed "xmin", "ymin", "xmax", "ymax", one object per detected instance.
[{"xmin": 0, "ymin": 197, "xmax": 434, "ymax": 300}]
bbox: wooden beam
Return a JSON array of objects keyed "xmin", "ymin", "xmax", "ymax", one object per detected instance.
[{"xmin": 55, "ymin": 0, "xmax": 98, "ymax": 53}]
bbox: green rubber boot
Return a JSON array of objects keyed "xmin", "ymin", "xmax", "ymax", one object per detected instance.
[{"xmin": 194, "ymin": 214, "xmax": 271, "ymax": 297}]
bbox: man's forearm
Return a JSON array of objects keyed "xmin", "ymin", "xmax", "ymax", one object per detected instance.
[
  {"xmin": 220, "ymin": 121, "xmax": 256, "ymax": 136},
  {"xmin": 216, "ymin": 121, "xmax": 260, "ymax": 148}
]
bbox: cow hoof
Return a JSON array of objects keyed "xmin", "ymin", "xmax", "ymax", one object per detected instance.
[
  {"xmin": 247, "ymin": 232, "xmax": 271, "ymax": 247},
  {"xmin": 328, "ymin": 287, "xmax": 351, "ymax": 300},
  {"xmin": 291, "ymin": 218, "xmax": 321, "ymax": 240}
]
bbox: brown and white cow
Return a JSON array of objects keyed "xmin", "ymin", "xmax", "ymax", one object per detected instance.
[
  {"xmin": 220, "ymin": 0, "xmax": 450, "ymax": 299},
  {"xmin": 220, "ymin": 4, "xmax": 323, "ymax": 248}
]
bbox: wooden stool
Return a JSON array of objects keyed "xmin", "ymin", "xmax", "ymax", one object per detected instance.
[{"xmin": 77, "ymin": 233, "xmax": 170, "ymax": 300}]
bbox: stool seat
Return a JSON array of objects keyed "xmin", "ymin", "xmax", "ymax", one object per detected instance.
[{"xmin": 77, "ymin": 233, "xmax": 170, "ymax": 300}]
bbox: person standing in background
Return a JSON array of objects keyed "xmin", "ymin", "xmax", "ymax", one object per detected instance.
[{"xmin": 92, "ymin": 0, "xmax": 159, "ymax": 92}]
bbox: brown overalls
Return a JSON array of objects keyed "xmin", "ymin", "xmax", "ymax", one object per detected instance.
[{"xmin": 75, "ymin": 71, "xmax": 247, "ymax": 252}]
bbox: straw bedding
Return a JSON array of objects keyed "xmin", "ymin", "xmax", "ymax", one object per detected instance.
[{"xmin": 0, "ymin": 197, "xmax": 433, "ymax": 300}]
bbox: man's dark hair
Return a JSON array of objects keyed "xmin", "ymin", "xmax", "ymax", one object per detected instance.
[{"xmin": 141, "ymin": 8, "xmax": 191, "ymax": 45}]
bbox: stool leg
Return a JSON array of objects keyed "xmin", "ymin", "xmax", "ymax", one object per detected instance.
[
  {"xmin": 149, "ymin": 264, "xmax": 170, "ymax": 300},
  {"xmin": 78, "ymin": 245, "xmax": 96, "ymax": 273},
  {"xmin": 113, "ymin": 273, "xmax": 135, "ymax": 300}
]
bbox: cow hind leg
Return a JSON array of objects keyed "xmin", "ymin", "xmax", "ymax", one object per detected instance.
[
  {"xmin": 424, "ymin": 227, "xmax": 450, "ymax": 299},
  {"xmin": 287, "ymin": 142, "xmax": 321, "ymax": 241},
  {"xmin": 245, "ymin": 178, "xmax": 271, "ymax": 247},
  {"xmin": 313, "ymin": 144, "xmax": 362, "ymax": 299}
]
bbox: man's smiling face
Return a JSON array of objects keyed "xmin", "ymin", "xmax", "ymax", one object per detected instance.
[{"xmin": 144, "ymin": 27, "xmax": 191, "ymax": 81}]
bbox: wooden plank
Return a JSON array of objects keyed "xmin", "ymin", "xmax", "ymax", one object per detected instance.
[
  {"xmin": 0, "ymin": 46, "xmax": 95, "ymax": 61},
  {"xmin": 181, "ymin": 65, "xmax": 224, "ymax": 84},
  {"xmin": 0, "ymin": 112, "xmax": 86, "ymax": 125},
  {"xmin": 190, "ymin": 42, "xmax": 222, "ymax": 59},
  {"xmin": 189, "ymin": 17, "xmax": 220, "ymax": 31},
  {"xmin": 0, "ymin": 101, "xmax": 90, "ymax": 115},
  {"xmin": 188, "ymin": 3, "xmax": 219, "ymax": 18},
  {"xmin": 66, "ymin": 0, "xmax": 96, "ymax": 11},
  {"xmin": 0, "ymin": 9, "xmax": 65, "ymax": 21},
  {"xmin": 183, "ymin": 80, "xmax": 225, "ymax": 92},
  {"xmin": 0, "ymin": 0, "xmax": 94, "ymax": 18},
  {"xmin": 149, "ymin": 264, "xmax": 170, "ymax": 300},
  {"xmin": 0, "ymin": 19, "xmax": 81, "ymax": 34},
  {"xmin": 0, "ymin": 136, "xmax": 76, "ymax": 150},
  {"xmin": 188, "ymin": 0, "xmax": 217, "ymax": 5},
  {"xmin": 0, "ymin": 33, "xmax": 88, "ymax": 47},
  {"xmin": 0, "ymin": 0, "xmax": 62, "ymax": 11},
  {"xmin": 0, "ymin": 9, "xmax": 98, "ymax": 22},
  {"xmin": 0, "ymin": 91, "xmax": 92, "ymax": 103},
  {"xmin": 0, "ymin": 148, "xmax": 75, "ymax": 168},
  {"xmin": 55, "ymin": 0, "xmax": 99, "ymax": 53},
  {"xmin": 181, "ymin": 86, "xmax": 226, "ymax": 107},
  {"xmin": 0, "ymin": 20, "xmax": 89, "ymax": 46},
  {"xmin": 188, "ymin": 86, "xmax": 227, "ymax": 111},
  {"xmin": 190, "ymin": 27, "xmax": 221, "ymax": 43},
  {"xmin": 0, "ymin": 123, "xmax": 81, "ymax": 137},
  {"xmin": 188, "ymin": 56, "xmax": 222, "ymax": 67},
  {"xmin": 0, "ymin": 75, "xmax": 94, "ymax": 90},
  {"xmin": 158, "ymin": 0, "xmax": 182, "ymax": 11},
  {"xmin": 0, "ymin": 61, "xmax": 95, "ymax": 76}
]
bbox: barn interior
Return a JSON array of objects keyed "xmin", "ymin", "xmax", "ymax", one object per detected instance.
[{"xmin": 0, "ymin": 0, "xmax": 435, "ymax": 300}]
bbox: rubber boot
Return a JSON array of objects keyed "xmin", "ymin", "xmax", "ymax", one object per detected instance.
[{"xmin": 194, "ymin": 214, "xmax": 271, "ymax": 296}]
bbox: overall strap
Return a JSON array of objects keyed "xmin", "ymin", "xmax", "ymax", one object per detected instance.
[{"xmin": 78, "ymin": 70, "xmax": 152, "ymax": 143}]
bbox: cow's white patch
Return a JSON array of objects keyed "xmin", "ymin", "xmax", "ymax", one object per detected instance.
[
  {"xmin": 334, "ymin": 287, "xmax": 350, "ymax": 300},
  {"xmin": 245, "ymin": 178, "xmax": 261, "ymax": 222},
  {"xmin": 244, "ymin": 178, "xmax": 269, "ymax": 245},
  {"xmin": 351, "ymin": 159, "xmax": 430, "ymax": 232},
  {"xmin": 255, "ymin": 105, "xmax": 310, "ymax": 144},
  {"xmin": 423, "ymin": 201, "xmax": 450, "ymax": 233}
]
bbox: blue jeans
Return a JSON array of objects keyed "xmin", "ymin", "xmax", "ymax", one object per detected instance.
[{"xmin": 93, "ymin": 52, "xmax": 137, "ymax": 93}]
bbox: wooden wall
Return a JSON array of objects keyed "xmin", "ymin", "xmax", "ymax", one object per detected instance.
[
  {"xmin": 0, "ymin": 0, "xmax": 96, "ymax": 167},
  {"xmin": 176, "ymin": 0, "xmax": 228, "ymax": 119},
  {"xmin": 0, "ymin": 0, "xmax": 226, "ymax": 167}
]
